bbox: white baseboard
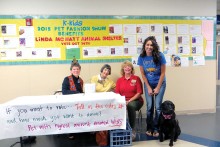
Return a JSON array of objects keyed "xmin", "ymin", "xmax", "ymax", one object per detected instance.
[
  {"xmin": 176, "ymin": 109, "xmax": 216, "ymax": 115},
  {"xmin": 137, "ymin": 108, "xmax": 217, "ymax": 118}
]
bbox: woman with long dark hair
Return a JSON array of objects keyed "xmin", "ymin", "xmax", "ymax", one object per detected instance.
[{"xmin": 137, "ymin": 36, "xmax": 166, "ymax": 137}]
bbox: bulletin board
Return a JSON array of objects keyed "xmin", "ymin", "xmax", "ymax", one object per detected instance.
[{"xmin": 0, "ymin": 15, "xmax": 216, "ymax": 65}]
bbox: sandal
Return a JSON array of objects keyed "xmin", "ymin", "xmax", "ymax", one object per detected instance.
[
  {"xmin": 153, "ymin": 131, "xmax": 159, "ymax": 137},
  {"xmin": 132, "ymin": 130, "xmax": 136, "ymax": 141},
  {"xmin": 145, "ymin": 131, "xmax": 152, "ymax": 136}
]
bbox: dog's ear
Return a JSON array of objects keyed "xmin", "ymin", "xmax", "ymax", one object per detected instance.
[
  {"xmin": 170, "ymin": 101, "xmax": 175, "ymax": 111},
  {"xmin": 161, "ymin": 102, "xmax": 165, "ymax": 110},
  {"xmin": 164, "ymin": 100, "xmax": 175, "ymax": 111}
]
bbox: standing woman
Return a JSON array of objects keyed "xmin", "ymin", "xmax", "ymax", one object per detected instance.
[
  {"xmin": 115, "ymin": 60, "xmax": 143, "ymax": 141},
  {"xmin": 62, "ymin": 59, "xmax": 83, "ymax": 139},
  {"xmin": 137, "ymin": 36, "xmax": 166, "ymax": 137}
]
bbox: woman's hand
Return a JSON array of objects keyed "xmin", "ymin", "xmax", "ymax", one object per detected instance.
[
  {"xmin": 153, "ymin": 87, "xmax": 160, "ymax": 95},
  {"xmin": 148, "ymin": 87, "xmax": 154, "ymax": 96}
]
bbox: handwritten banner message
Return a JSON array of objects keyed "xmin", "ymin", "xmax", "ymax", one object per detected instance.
[{"xmin": 0, "ymin": 92, "xmax": 126, "ymax": 140}]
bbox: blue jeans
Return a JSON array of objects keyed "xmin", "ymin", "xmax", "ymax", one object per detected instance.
[{"xmin": 144, "ymin": 81, "xmax": 166, "ymax": 132}]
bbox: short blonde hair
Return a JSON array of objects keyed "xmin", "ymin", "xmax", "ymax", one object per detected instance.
[{"xmin": 120, "ymin": 60, "xmax": 135, "ymax": 76}]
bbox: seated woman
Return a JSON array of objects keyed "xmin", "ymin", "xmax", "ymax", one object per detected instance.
[
  {"xmin": 91, "ymin": 64, "xmax": 116, "ymax": 146},
  {"xmin": 62, "ymin": 59, "xmax": 83, "ymax": 95},
  {"xmin": 91, "ymin": 64, "xmax": 116, "ymax": 92},
  {"xmin": 115, "ymin": 60, "xmax": 143, "ymax": 141},
  {"xmin": 62, "ymin": 59, "xmax": 83, "ymax": 139}
]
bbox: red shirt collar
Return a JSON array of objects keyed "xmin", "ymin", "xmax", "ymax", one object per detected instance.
[{"xmin": 123, "ymin": 74, "xmax": 134, "ymax": 80}]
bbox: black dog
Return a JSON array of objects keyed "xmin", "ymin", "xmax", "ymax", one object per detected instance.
[{"xmin": 158, "ymin": 100, "xmax": 181, "ymax": 146}]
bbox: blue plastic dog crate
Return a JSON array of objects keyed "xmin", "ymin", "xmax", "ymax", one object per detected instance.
[{"xmin": 110, "ymin": 122, "xmax": 132, "ymax": 147}]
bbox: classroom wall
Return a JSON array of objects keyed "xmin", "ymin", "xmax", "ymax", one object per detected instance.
[{"xmin": 0, "ymin": 0, "xmax": 217, "ymax": 114}]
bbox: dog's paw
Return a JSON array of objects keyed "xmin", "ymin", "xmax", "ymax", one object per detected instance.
[
  {"xmin": 159, "ymin": 139, "xmax": 164, "ymax": 142},
  {"xmin": 169, "ymin": 142, "xmax": 173, "ymax": 146},
  {"xmin": 174, "ymin": 136, "xmax": 179, "ymax": 142}
]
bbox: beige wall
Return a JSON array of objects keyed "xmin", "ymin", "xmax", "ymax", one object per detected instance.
[
  {"xmin": 0, "ymin": 60, "xmax": 216, "ymax": 114},
  {"xmin": 0, "ymin": 0, "xmax": 217, "ymax": 114},
  {"xmin": 0, "ymin": 0, "xmax": 216, "ymax": 16}
]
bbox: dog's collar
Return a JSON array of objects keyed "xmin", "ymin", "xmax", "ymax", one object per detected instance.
[{"xmin": 162, "ymin": 112, "xmax": 172, "ymax": 119}]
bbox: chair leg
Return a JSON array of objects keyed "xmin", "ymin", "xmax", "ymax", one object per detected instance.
[{"xmin": 10, "ymin": 137, "xmax": 23, "ymax": 147}]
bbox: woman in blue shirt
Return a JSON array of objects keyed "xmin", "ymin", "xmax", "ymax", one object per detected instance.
[{"xmin": 137, "ymin": 36, "xmax": 166, "ymax": 137}]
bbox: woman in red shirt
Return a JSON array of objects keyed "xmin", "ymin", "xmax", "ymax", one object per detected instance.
[{"xmin": 115, "ymin": 60, "xmax": 143, "ymax": 141}]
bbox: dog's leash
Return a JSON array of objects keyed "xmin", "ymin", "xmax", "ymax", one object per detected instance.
[{"xmin": 153, "ymin": 94, "xmax": 156, "ymax": 118}]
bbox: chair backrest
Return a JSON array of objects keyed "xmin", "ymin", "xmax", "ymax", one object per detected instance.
[{"xmin": 54, "ymin": 90, "xmax": 62, "ymax": 95}]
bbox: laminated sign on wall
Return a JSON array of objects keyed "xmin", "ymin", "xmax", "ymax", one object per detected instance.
[{"xmin": 0, "ymin": 15, "xmax": 215, "ymax": 65}]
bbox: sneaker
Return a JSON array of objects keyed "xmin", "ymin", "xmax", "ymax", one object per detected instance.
[{"xmin": 132, "ymin": 130, "xmax": 136, "ymax": 141}]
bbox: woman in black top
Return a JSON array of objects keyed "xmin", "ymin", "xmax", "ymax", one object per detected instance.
[
  {"xmin": 61, "ymin": 59, "xmax": 84, "ymax": 139},
  {"xmin": 62, "ymin": 60, "xmax": 84, "ymax": 95}
]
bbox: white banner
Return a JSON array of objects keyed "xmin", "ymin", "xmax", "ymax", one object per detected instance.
[{"xmin": 0, "ymin": 92, "xmax": 126, "ymax": 140}]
